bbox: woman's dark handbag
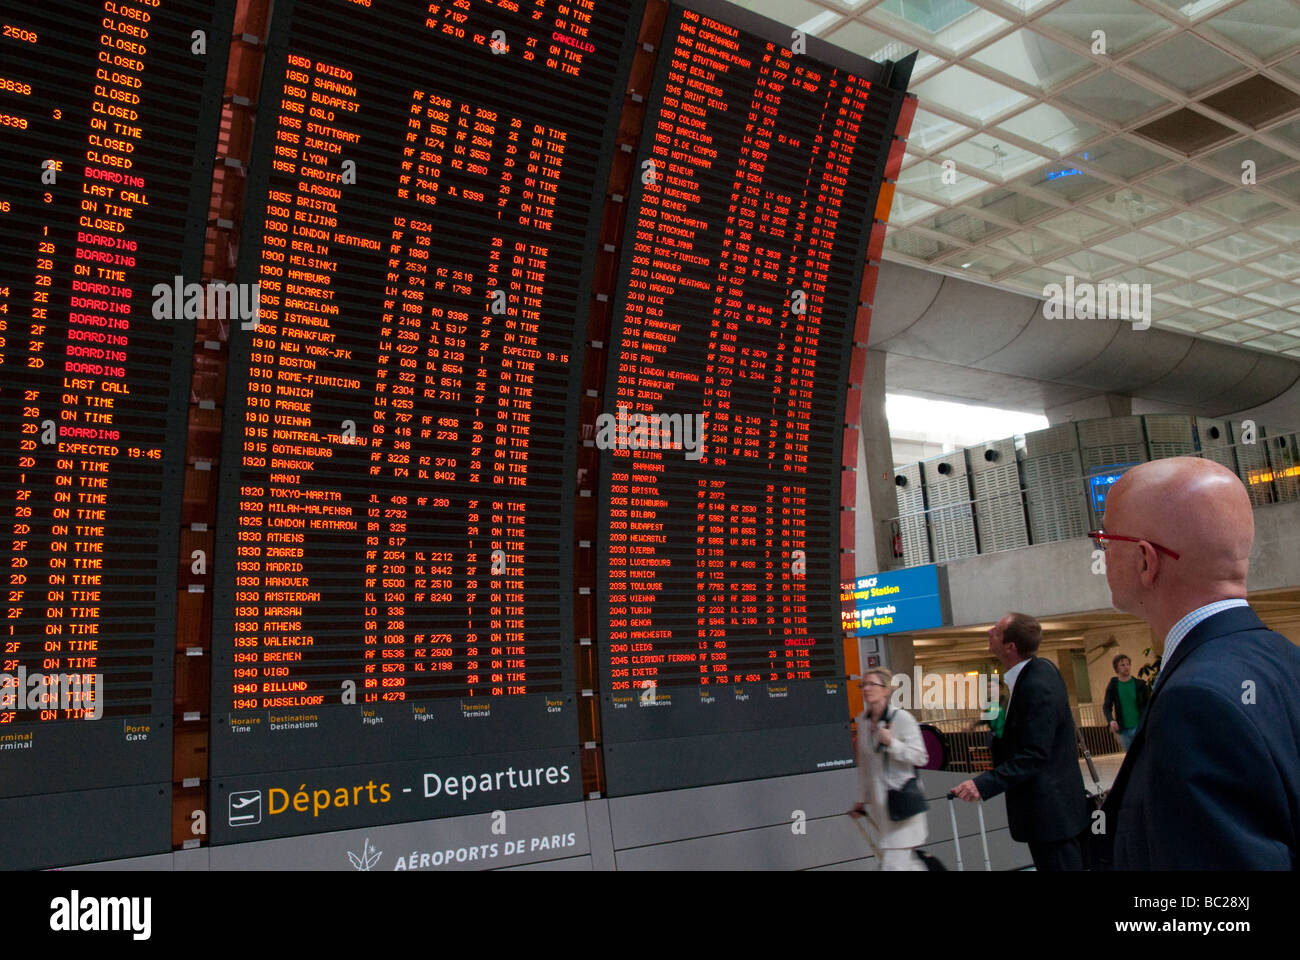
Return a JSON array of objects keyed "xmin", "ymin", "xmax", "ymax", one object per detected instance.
[
  {"xmin": 886, "ymin": 775, "xmax": 929, "ymax": 821},
  {"xmin": 880, "ymin": 706, "xmax": 930, "ymax": 822}
]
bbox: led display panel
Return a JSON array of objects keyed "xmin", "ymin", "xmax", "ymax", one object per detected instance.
[
  {"xmin": 0, "ymin": 0, "xmax": 231, "ymax": 868},
  {"xmin": 209, "ymin": 0, "xmax": 639, "ymax": 843},
  {"xmin": 596, "ymin": 0, "xmax": 907, "ymax": 793}
]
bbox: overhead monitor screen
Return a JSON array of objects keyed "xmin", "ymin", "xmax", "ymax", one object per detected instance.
[
  {"xmin": 209, "ymin": 0, "xmax": 638, "ymax": 843},
  {"xmin": 1086, "ymin": 464, "xmax": 1139, "ymax": 526},
  {"xmin": 0, "ymin": 0, "xmax": 231, "ymax": 868},
  {"xmin": 595, "ymin": 0, "xmax": 904, "ymax": 793}
]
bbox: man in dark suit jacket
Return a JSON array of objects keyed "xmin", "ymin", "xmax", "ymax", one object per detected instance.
[
  {"xmin": 1098, "ymin": 457, "xmax": 1300, "ymax": 870},
  {"xmin": 952, "ymin": 612, "xmax": 1088, "ymax": 871}
]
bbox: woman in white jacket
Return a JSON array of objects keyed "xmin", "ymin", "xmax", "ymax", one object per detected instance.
[{"xmin": 850, "ymin": 667, "xmax": 930, "ymax": 870}]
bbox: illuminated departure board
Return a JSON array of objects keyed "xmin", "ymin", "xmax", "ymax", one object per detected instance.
[
  {"xmin": 596, "ymin": 0, "xmax": 906, "ymax": 794},
  {"xmin": 0, "ymin": 0, "xmax": 231, "ymax": 868},
  {"xmin": 209, "ymin": 0, "xmax": 639, "ymax": 843}
]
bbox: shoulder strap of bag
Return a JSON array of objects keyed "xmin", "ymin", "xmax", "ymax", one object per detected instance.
[{"xmin": 879, "ymin": 706, "xmax": 893, "ymax": 768}]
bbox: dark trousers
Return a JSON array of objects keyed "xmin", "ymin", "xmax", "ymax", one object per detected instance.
[{"xmin": 1028, "ymin": 836, "xmax": 1082, "ymax": 871}]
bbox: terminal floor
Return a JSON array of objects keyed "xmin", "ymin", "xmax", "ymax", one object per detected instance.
[{"xmin": 1082, "ymin": 752, "xmax": 1125, "ymax": 792}]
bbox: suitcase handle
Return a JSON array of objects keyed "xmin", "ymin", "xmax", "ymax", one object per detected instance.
[
  {"xmin": 946, "ymin": 794, "xmax": 964, "ymax": 871},
  {"xmin": 946, "ymin": 792, "xmax": 992, "ymax": 871}
]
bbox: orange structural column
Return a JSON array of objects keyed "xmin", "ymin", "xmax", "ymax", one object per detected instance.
[{"xmin": 840, "ymin": 89, "xmax": 915, "ymax": 719}]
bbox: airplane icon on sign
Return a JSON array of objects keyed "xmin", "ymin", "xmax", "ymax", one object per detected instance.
[{"xmin": 228, "ymin": 790, "xmax": 262, "ymax": 826}]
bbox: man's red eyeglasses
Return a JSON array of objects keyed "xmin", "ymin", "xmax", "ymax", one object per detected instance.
[{"xmin": 1089, "ymin": 530, "xmax": 1180, "ymax": 560}]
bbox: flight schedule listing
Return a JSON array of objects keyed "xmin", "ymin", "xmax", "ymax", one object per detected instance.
[
  {"xmin": 0, "ymin": 0, "xmax": 229, "ymax": 867},
  {"xmin": 210, "ymin": 0, "xmax": 637, "ymax": 839},
  {"xmin": 597, "ymin": 2, "xmax": 896, "ymax": 792}
]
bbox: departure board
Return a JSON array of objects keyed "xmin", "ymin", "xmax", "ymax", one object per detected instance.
[
  {"xmin": 0, "ymin": 0, "xmax": 231, "ymax": 868},
  {"xmin": 209, "ymin": 0, "xmax": 639, "ymax": 843},
  {"xmin": 596, "ymin": 0, "xmax": 905, "ymax": 793}
]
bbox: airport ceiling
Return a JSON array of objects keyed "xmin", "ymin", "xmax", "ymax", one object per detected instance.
[
  {"xmin": 866, "ymin": 260, "xmax": 1300, "ymax": 415},
  {"xmin": 733, "ymin": 0, "xmax": 1300, "ymax": 358}
]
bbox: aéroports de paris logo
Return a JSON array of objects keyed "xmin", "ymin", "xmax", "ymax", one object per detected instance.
[{"xmin": 347, "ymin": 838, "xmax": 382, "ymax": 871}]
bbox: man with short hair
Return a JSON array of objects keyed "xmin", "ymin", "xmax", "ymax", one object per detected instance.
[
  {"xmin": 951, "ymin": 612, "xmax": 1088, "ymax": 871},
  {"xmin": 1098, "ymin": 457, "xmax": 1300, "ymax": 870},
  {"xmin": 1102, "ymin": 653, "xmax": 1150, "ymax": 751}
]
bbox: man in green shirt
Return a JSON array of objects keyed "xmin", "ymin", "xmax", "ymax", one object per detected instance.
[
  {"xmin": 1103, "ymin": 654, "xmax": 1150, "ymax": 751},
  {"xmin": 969, "ymin": 675, "xmax": 1006, "ymax": 766},
  {"xmin": 978, "ymin": 675, "xmax": 1007, "ymax": 739}
]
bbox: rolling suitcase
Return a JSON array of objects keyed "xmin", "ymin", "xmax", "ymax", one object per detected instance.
[{"xmin": 946, "ymin": 792, "xmax": 991, "ymax": 871}]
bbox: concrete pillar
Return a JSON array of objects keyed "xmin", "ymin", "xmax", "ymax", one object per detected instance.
[
  {"xmin": 854, "ymin": 439, "xmax": 877, "ymax": 575},
  {"xmin": 856, "ymin": 349, "xmax": 896, "ymax": 576},
  {"xmin": 1045, "ymin": 393, "xmax": 1133, "ymax": 424},
  {"xmin": 1056, "ymin": 648, "xmax": 1080, "ymax": 709},
  {"xmin": 881, "ymin": 635, "xmax": 915, "ymax": 678}
]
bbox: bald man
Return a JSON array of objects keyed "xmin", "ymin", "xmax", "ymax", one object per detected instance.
[{"xmin": 1098, "ymin": 457, "xmax": 1300, "ymax": 870}]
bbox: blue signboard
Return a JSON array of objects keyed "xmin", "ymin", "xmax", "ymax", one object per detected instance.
[
  {"xmin": 847, "ymin": 565, "xmax": 947, "ymax": 637},
  {"xmin": 1086, "ymin": 462, "xmax": 1140, "ymax": 524}
]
